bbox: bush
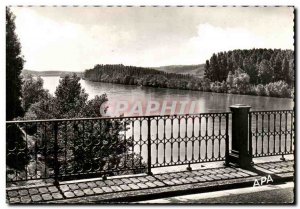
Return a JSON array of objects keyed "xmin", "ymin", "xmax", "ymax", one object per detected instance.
[
  {"xmin": 246, "ymin": 85, "xmax": 257, "ymax": 95},
  {"xmin": 265, "ymin": 81, "xmax": 291, "ymax": 98},
  {"xmin": 201, "ymin": 78, "xmax": 211, "ymax": 92},
  {"xmin": 233, "ymin": 72, "xmax": 250, "ymax": 94},
  {"xmin": 255, "ymin": 84, "xmax": 267, "ymax": 96}
]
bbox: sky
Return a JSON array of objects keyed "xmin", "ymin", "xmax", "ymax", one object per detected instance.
[{"xmin": 11, "ymin": 6, "xmax": 294, "ymax": 72}]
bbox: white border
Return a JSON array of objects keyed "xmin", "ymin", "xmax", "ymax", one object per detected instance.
[{"xmin": 0, "ymin": 1, "xmax": 298, "ymax": 208}]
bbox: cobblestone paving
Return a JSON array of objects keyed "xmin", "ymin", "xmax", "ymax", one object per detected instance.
[
  {"xmin": 6, "ymin": 160, "xmax": 293, "ymax": 204},
  {"xmin": 254, "ymin": 160, "xmax": 294, "ymax": 174}
]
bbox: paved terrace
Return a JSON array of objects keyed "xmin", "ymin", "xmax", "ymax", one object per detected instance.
[{"xmin": 6, "ymin": 159, "xmax": 294, "ymax": 204}]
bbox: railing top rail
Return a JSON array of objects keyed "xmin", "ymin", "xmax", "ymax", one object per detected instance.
[
  {"xmin": 6, "ymin": 111, "xmax": 231, "ymax": 124},
  {"xmin": 250, "ymin": 109, "xmax": 294, "ymax": 114}
]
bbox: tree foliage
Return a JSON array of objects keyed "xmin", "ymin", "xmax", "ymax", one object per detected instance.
[
  {"xmin": 204, "ymin": 49, "xmax": 294, "ymax": 85},
  {"xmin": 6, "ymin": 7, "xmax": 24, "ymax": 120},
  {"xmin": 84, "ymin": 57, "xmax": 293, "ymax": 98},
  {"xmin": 6, "ymin": 8, "xmax": 28, "ymax": 171},
  {"xmin": 84, "ymin": 64, "xmax": 201, "ymax": 90},
  {"xmin": 21, "ymin": 74, "xmax": 49, "ymax": 112},
  {"xmin": 23, "ymin": 74, "xmax": 144, "ymax": 178}
]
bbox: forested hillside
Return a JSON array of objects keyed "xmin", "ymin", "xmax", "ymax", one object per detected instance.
[
  {"xmin": 203, "ymin": 49, "xmax": 294, "ymax": 97},
  {"xmin": 84, "ymin": 64, "xmax": 201, "ymax": 90},
  {"xmin": 22, "ymin": 69, "xmax": 83, "ymax": 77},
  {"xmin": 84, "ymin": 49, "xmax": 294, "ymax": 98},
  {"xmin": 204, "ymin": 49, "xmax": 294, "ymax": 85},
  {"xmin": 155, "ymin": 64, "xmax": 205, "ymax": 78}
]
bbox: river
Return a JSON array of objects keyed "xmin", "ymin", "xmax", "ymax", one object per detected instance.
[{"xmin": 42, "ymin": 76, "xmax": 293, "ymax": 116}]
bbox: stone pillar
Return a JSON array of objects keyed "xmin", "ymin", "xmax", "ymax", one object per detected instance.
[{"xmin": 228, "ymin": 104, "xmax": 253, "ymax": 168}]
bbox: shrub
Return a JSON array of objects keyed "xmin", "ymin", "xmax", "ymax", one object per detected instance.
[
  {"xmin": 255, "ymin": 84, "xmax": 267, "ymax": 96},
  {"xmin": 265, "ymin": 81, "xmax": 291, "ymax": 98}
]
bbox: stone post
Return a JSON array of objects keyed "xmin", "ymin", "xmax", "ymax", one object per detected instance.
[{"xmin": 228, "ymin": 104, "xmax": 253, "ymax": 168}]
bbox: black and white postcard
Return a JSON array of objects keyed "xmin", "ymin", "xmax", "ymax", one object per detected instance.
[{"xmin": 5, "ymin": 5, "xmax": 295, "ymax": 204}]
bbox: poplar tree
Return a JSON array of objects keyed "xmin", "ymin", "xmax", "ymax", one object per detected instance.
[{"xmin": 6, "ymin": 7, "xmax": 24, "ymax": 120}]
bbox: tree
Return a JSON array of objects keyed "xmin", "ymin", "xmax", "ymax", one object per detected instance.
[
  {"xmin": 24, "ymin": 74, "xmax": 144, "ymax": 178},
  {"xmin": 54, "ymin": 74, "xmax": 88, "ymax": 118},
  {"xmin": 243, "ymin": 57, "xmax": 257, "ymax": 84},
  {"xmin": 273, "ymin": 53, "xmax": 283, "ymax": 81},
  {"xmin": 258, "ymin": 59, "xmax": 273, "ymax": 84},
  {"xmin": 21, "ymin": 75, "xmax": 49, "ymax": 112},
  {"xmin": 226, "ymin": 71, "xmax": 234, "ymax": 88},
  {"xmin": 282, "ymin": 58, "xmax": 290, "ymax": 85},
  {"xmin": 209, "ymin": 53, "xmax": 220, "ymax": 81},
  {"xmin": 6, "ymin": 7, "xmax": 24, "ymax": 120},
  {"xmin": 204, "ymin": 60, "xmax": 210, "ymax": 79},
  {"xmin": 289, "ymin": 59, "xmax": 295, "ymax": 87},
  {"xmin": 233, "ymin": 71, "xmax": 250, "ymax": 94},
  {"xmin": 6, "ymin": 8, "xmax": 29, "ymax": 173}
]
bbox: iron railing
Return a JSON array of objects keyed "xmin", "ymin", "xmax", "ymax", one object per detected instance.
[
  {"xmin": 7, "ymin": 109, "xmax": 294, "ymax": 184},
  {"xmin": 249, "ymin": 110, "xmax": 294, "ymax": 158},
  {"xmin": 149, "ymin": 113, "xmax": 230, "ymax": 168},
  {"xmin": 6, "ymin": 112, "xmax": 230, "ymax": 183}
]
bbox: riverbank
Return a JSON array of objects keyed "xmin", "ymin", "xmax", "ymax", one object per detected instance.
[
  {"xmin": 40, "ymin": 76, "xmax": 293, "ymax": 116},
  {"xmin": 84, "ymin": 77, "xmax": 293, "ymax": 99}
]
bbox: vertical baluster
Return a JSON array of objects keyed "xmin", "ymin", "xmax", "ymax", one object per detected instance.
[
  {"xmin": 156, "ymin": 118, "xmax": 159, "ymax": 165},
  {"xmin": 99, "ymin": 119, "xmax": 104, "ymax": 176},
  {"xmin": 117, "ymin": 118, "xmax": 121, "ymax": 173},
  {"xmin": 225, "ymin": 113, "xmax": 229, "ymax": 166},
  {"xmin": 139, "ymin": 119, "xmax": 142, "ymax": 169},
  {"xmin": 163, "ymin": 117, "xmax": 166, "ymax": 165},
  {"xmin": 279, "ymin": 113, "xmax": 282, "ymax": 153},
  {"xmin": 280, "ymin": 112, "xmax": 287, "ymax": 161},
  {"xmin": 285, "ymin": 112, "xmax": 288, "ymax": 153},
  {"xmin": 185, "ymin": 116, "xmax": 188, "ymax": 162},
  {"xmin": 107, "ymin": 119, "xmax": 112, "ymax": 173},
  {"xmin": 53, "ymin": 121, "xmax": 59, "ymax": 186},
  {"xmin": 212, "ymin": 116, "xmax": 215, "ymax": 159},
  {"xmin": 25, "ymin": 123, "xmax": 28, "ymax": 181},
  {"xmin": 255, "ymin": 114, "xmax": 258, "ymax": 156},
  {"xmin": 177, "ymin": 117, "xmax": 180, "ymax": 162},
  {"xmin": 170, "ymin": 117, "xmax": 173, "ymax": 164},
  {"xmin": 147, "ymin": 117, "xmax": 152, "ymax": 175},
  {"xmin": 82, "ymin": 121, "xmax": 85, "ymax": 147},
  {"xmin": 89, "ymin": 120, "xmax": 93, "ymax": 173},
  {"xmin": 290, "ymin": 112, "xmax": 293, "ymax": 152},
  {"xmin": 191, "ymin": 116, "xmax": 195, "ymax": 161},
  {"xmin": 261, "ymin": 114, "xmax": 264, "ymax": 154},
  {"xmin": 205, "ymin": 117, "xmax": 208, "ymax": 160},
  {"xmin": 273, "ymin": 114, "xmax": 276, "ymax": 153},
  {"xmin": 43, "ymin": 122, "xmax": 48, "ymax": 179},
  {"xmin": 218, "ymin": 116, "xmax": 221, "ymax": 159},
  {"xmin": 199, "ymin": 116, "xmax": 202, "ymax": 160},
  {"xmin": 248, "ymin": 113, "xmax": 252, "ymax": 157},
  {"xmin": 64, "ymin": 121, "xmax": 67, "ymax": 176},
  {"xmin": 34, "ymin": 122, "xmax": 38, "ymax": 179},
  {"xmin": 72, "ymin": 121, "xmax": 76, "ymax": 175},
  {"xmin": 124, "ymin": 119, "xmax": 127, "ymax": 169},
  {"xmin": 82, "ymin": 120, "xmax": 86, "ymax": 173},
  {"xmin": 131, "ymin": 120, "xmax": 135, "ymax": 169},
  {"xmin": 186, "ymin": 116, "xmax": 192, "ymax": 171},
  {"xmin": 267, "ymin": 113, "xmax": 270, "ymax": 154}
]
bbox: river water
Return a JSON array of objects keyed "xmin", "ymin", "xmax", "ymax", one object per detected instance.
[{"xmin": 42, "ymin": 76, "xmax": 293, "ymax": 115}]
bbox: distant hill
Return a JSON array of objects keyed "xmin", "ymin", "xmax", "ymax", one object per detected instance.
[
  {"xmin": 22, "ymin": 64, "xmax": 205, "ymax": 78},
  {"xmin": 154, "ymin": 64, "xmax": 205, "ymax": 78},
  {"xmin": 22, "ymin": 70, "xmax": 83, "ymax": 77},
  {"xmin": 84, "ymin": 64, "xmax": 200, "ymax": 90}
]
